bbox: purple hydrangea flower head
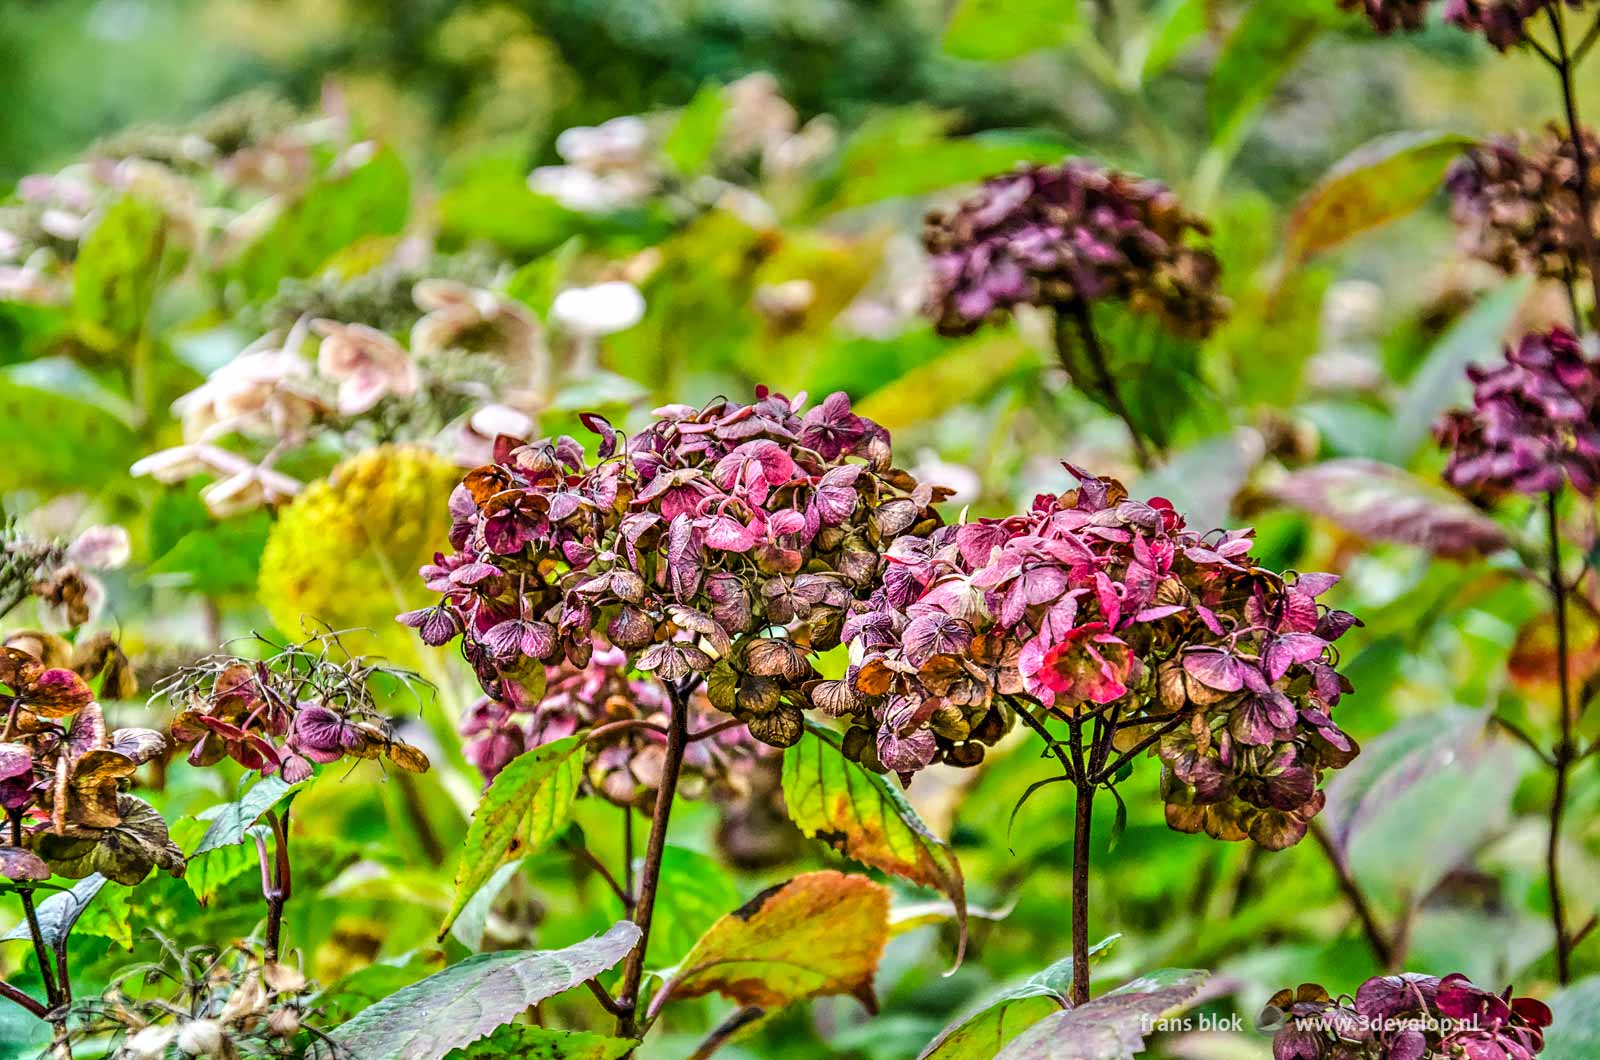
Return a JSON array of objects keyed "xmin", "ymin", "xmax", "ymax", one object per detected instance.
[
  {"xmin": 1447, "ymin": 126, "xmax": 1600, "ymax": 279},
  {"xmin": 460, "ymin": 637, "xmax": 772, "ymax": 806},
  {"xmin": 921, "ymin": 160, "xmax": 1225, "ymax": 338},
  {"xmin": 1338, "ymin": 0, "xmax": 1432, "ymax": 32},
  {"xmin": 839, "ymin": 465, "xmax": 1361, "ymax": 849},
  {"xmin": 407, "ymin": 388, "xmax": 949, "ymax": 750},
  {"xmin": 1338, "ymin": 0, "xmax": 1590, "ymax": 49},
  {"xmin": 1435, "ymin": 328, "xmax": 1600, "ymax": 499},
  {"xmin": 1267, "ymin": 972, "xmax": 1551, "ymax": 1059}
]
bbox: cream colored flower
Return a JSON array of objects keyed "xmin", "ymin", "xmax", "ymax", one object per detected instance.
[
  {"xmin": 550, "ymin": 281, "xmax": 645, "ymax": 337},
  {"xmin": 175, "ymin": 321, "xmax": 321, "ymax": 442},
  {"xmin": 411, "ymin": 279, "xmax": 542, "ymax": 361},
  {"xmin": 312, "ymin": 319, "xmax": 418, "ymax": 416}
]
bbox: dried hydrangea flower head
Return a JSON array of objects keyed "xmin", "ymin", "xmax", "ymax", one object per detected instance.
[
  {"xmin": 1265, "ymin": 972, "xmax": 1552, "ymax": 1059},
  {"xmin": 80, "ymin": 938, "xmax": 316, "ymax": 1059},
  {"xmin": 1447, "ymin": 126, "xmax": 1600, "ymax": 279},
  {"xmin": 403, "ymin": 387, "xmax": 948, "ymax": 749},
  {"xmin": 1337, "ymin": 0, "xmax": 1432, "ymax": 32},
  {"xmin": 922, "ymin": 159, "xmax": 1225, "ymax": 338},
  {"xmin": 0, "ymin": 639, "xmax": 179, "ymax": 886},
  {"xmin": 156, "ymin": 631, "xmax": 431, "ymax": 784},
  {"xmin": 461, "ymin": 637, "xmax": 771, "ymax": 805},
  {"xmin": 1435, "ymin": 328, "xmax": 1600, "ymax": 499},
  {"xmin": 838, "ymin": 465, "xmax": 1360, "ymax": 850},
  {"xmin": 1339, "ymin": 0, "xmax": 1589, "ymax": 49}
]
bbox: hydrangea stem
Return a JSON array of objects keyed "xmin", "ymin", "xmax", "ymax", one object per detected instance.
[
  {"xmin": 1545, "ymin": 490, "xmax": 1575, "ymax": 984},
  {"xmin": 1056, "ymin": 302, "xmax": 1155, "ymax": 470},
  {"xmin": 1309, "ymin": 820, "xmax": 1395, "ymax": 970},
  {"xmin": 255, "ymin": 807, "xmax": 293, "ymax": 963},
  {"xmin": 1070, "ymin": 768, "xmax": 1094, "ymax": 1006},
  {"xmin": 615, "ymin": 677, "xmax": 692, "ymax": 1041},
  {"xmin": 1547, "ymin": 4, "xmax": 1600, "ymax": 320}
]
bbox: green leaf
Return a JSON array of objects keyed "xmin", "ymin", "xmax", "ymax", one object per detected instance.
[
  {"xmin": 437, "ymin": 180, "xmax": 586, "ymax": 256},
  {"xmin": 782, "ymin": 726, "xmax": 967, "ymax": 960},
  {"xmin": 1387, "ymin": 275, "xmax": 1531, "ymax": 460},
  {"xmin": 1059, "ymin": 301, "xmax": 1219, "ymax": 452},
  {"xmin": 0, "ymin": 382, "xmax": 137, "ymax": 491},
  {"xmin": 504, "ymin": 237, "xmax": 584, "ymax": 319},
  {"xmin": 1326, "ymin": 709, "xmax": 1530, "ymax": 910},
  {"xmin": 650, "ymin": 871, "xmax": 890, "ymax": 1019},
  {"xmin": 316, "ymin": 921, "xmax": 641, "ymax": 1060},
  {"xmin": 1545, "ymin": 976, "xmax": 1600, "ymax": 1060},
  {"xmin": 1270, "ymin": 459, "xmax": 1510, "ymax": 558},
  {"xmin": 663, "ymin": 84, "xmax": 727, "ymax": 176},
  {"xmin": 1208, "ymin": 0, "xmax": 1333, "ymax": 143},
  {"xmin": 1130, "ymin": 0, "xmax": 1207, "ymax": 83},
  {"xmin": 448, "ymin": 859, "xmax": 523, "ymax": 953},
  {"xmin": 182, "ymin": 833, "xmax": 261, "ymax": 904},
  {"xmin": 918, "ymin": 936, "xmax": 1120, "ymax": 1060},
  {"xmin": 994, "ymin": 969, "xmax": 1209, "ymax": 1059},
  {"xmin": 72, "ymin": 196, "xmax": 169, "ymax": 350},
  {"xmin": 855, "ymin": 334, "xmax": 1032, "ymax": 433},
  {"xmin": 70, "ymin": 879, "xmax": 133, "ymax": 948},
  {"xmin": 1284, "ymin": 131, "xmax": 1474, "ymax": 271},
  {"xmin": 192, "ymin": 777, "xmax": 304, "ymax": 857},
  {"xmin": 146, "ymin": 509, "xmax": 271, "ymax": 595},
  {"xmin": 439, "ymin": 736, "xmax": 583, "ymax": 938},
  {"xmin": 826, "ymin": 109, "xmax": 1070, "ymax": 212},
  {"xmin": 228, "ymin": 146, "xmax": 410, "ymax": 299},
  {"xmin": 942, "ymin": 0, "xmax": 1078, "ymax": 61},
  {"xmin": 444, "ymin": 1024, "xmax": 637, "ymax": 1060},
  {"xmin": 0, "ymin": 875, "xmax": 107, "ymax": 948}
]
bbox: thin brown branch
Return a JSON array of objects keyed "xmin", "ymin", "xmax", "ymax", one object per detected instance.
[
  {"xmin": 1548, "ymin": 5, "xmax": 1600, "ymax": 318},
  {"xmin": 1545, "ymin": 491, "xmax": 1576, "ymax": 984},
  {"xmin": 688, "ymin": 1007, "xmax": 766, "ymax": 1060},
  {"xmin": 1310, "ymin": 820, "xmax": 1397, "ymax": 969},
  {"xmin": 1489, "ymin": 714, "xmax": 1556, "ymax": 768},
  {"xmin": 585, "ymin": 977, "xmax": 629, "ymax": 1020}
]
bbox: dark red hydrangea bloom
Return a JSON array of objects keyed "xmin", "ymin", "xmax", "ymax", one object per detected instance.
[
  {"xmin": 1338, "ymin": 0, "xmax": 1432, "ymax": 32},
  {"xmin": 921, "ymin": 160, "xmax": 1224, "ymax": 338},
  {"xmin": 1447, "ymin": 127, "xmax": 1600, "ymax": 279},
  {"xmin": 1443, "ymin": 0, "xmax": 1578, "ymax": 50},
  {"xmin": 1266, "ymin": 973, "xmax": 1551, "ymax": 1060},
  {"xmin": 460, "ymin": 638, "xmax": 770, "ymax": 806},
  {"xmin": 1339, "ymin": 0, "xmax": 1589, "ymax": 49},
  {"xmin": 159, "ymin": 643, "xmax": 431, "ymax": 782},
  {"xmin": 1435, "ymin": 328, "xmax": 1600, "ymax": 499},
  {"xmin": 405, "ymin": 389, "xmax": 948, "ymax": 749},
  {"xmin": 837, "ymin": 465, "xmax": 1360, "ymax": 849}
]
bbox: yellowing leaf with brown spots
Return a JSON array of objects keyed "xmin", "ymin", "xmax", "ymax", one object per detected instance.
[
  {"xmin": 650, "ymin": 871, "xmax": 889, "ymax": 1018},
  {"xmin": 782, "ymin": 725, "xmax": 967, "ymax": 962}
]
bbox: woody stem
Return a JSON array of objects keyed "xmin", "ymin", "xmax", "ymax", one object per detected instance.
[{"xmin": 614, "ymin": 677, "xmax": 691, "ymax": 1041}]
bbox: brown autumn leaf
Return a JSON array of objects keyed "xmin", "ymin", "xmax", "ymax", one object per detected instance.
[{"xmin": 651, "ymin": 870, "xmax": 890, "ymax": 1018}]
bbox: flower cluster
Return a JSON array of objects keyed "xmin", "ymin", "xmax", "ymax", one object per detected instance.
[
  {"xmin": 461, "ymin": 638, "xmax": 771, "ymax": 805},
  {"xmin": 0, "ymin": 522, "xmax": 130, "ymax": 629},
  {"xmin": 838, "ymin": 465, "xmax": 1360, "ymax": 849},
  {"xmin": 1337, "ymin": 0, "xmax": 1432, "ymax": 33},
  {"xmin": 1340, "ymin": 0, "xmax": 1589, "ymax": 50},
  {"xmin": 1266, "ymin": 973, "xmax": 1551, "ymax": 1060},
  {"xmin": 403, "ymin": 388, "xmax": 947, "ymax": 749},
  {"xmin": 156, "ymin": 632, "xmax": 431, "ymax": 784},
  {"xmin": 0, "ymin": 640, "xmax": 180, "ymax": 886},
  {"xmin": 1447, "ymin": 126, "xmax": 1600, "ymax": 279},
  {"xmin": 921, "ymin": 160, "xmax": 1225, "ymax": 338},
  {"xmin": 133, "ymin": 274, "xmax": 543, "ymax": 518},
  {"xmin": 79, "ymin": 939, "xmax": 315, "ymax": 1059},
  {"xmin": 1434, "ymin": 328, "xmax": 1600, "ymax": 498}
]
